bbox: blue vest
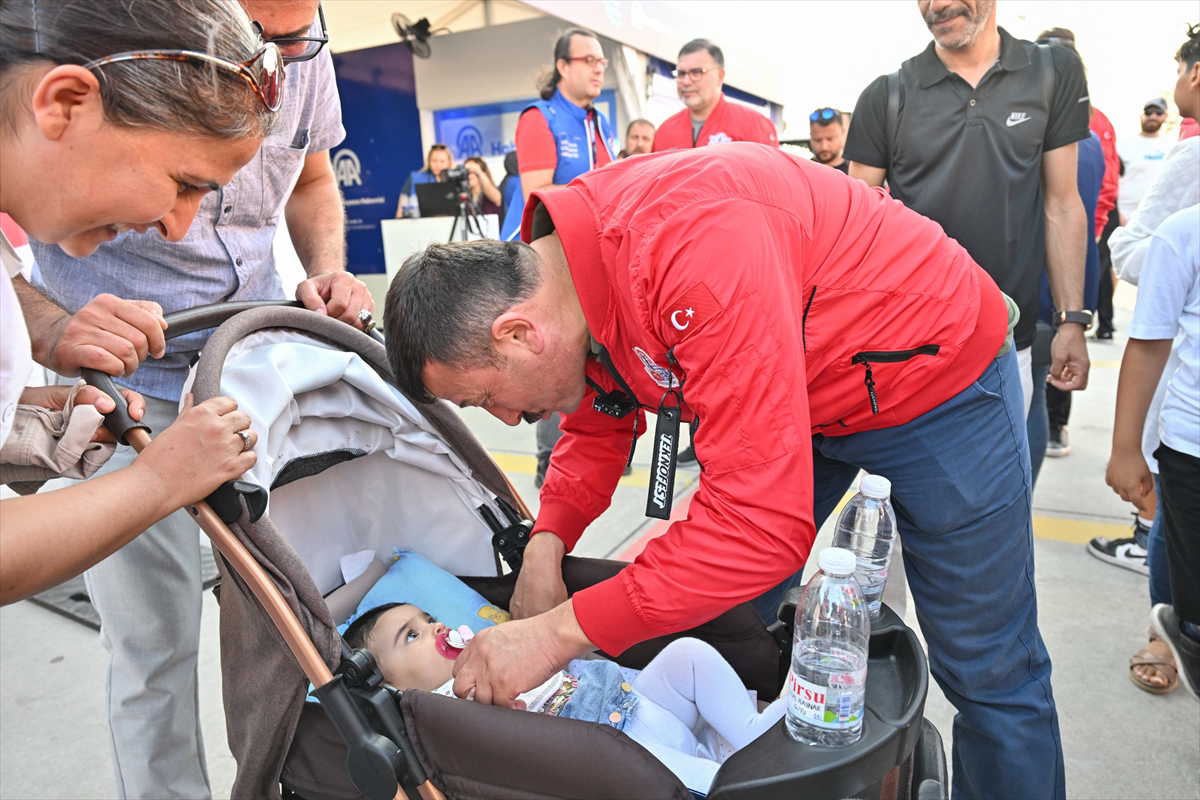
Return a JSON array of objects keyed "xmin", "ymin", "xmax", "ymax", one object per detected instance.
[
  {"xmin": 505, "ymin": 89, "xmax": 616, "ymax": 236},
  {"xmin": 526, "ymin": 89, "xmax": 616, "ymax": 185},
  {"xmin": 499, "ymin": 173, "xmax": 524, "ymax": 241}
]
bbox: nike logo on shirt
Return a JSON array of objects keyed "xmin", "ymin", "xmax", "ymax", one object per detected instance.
[{"xmin": 1006, "ymin": 113, "xmax": 1031, "ymax": 127}]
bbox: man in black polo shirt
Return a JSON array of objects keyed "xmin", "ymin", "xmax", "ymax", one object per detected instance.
[
  {"xmin": 846, "ymin": 0, "xmax": 1091, "ymax": 417},
  {"xmin": 845, "ymin": 2, "xmax": 1085, "ymax": 799}
]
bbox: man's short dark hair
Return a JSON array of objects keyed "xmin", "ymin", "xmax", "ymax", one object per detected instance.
[
  {"xmin": 1178, "ymin": 22, "xmax": 1200, "ymax": 70},
  {"xmin": 810, "ymin": 108, "xmax": 844, "ymax": 128},
  {"xmin": 343, "ymin": 602, "xmax": 405, "ymax": 651},
  {"xmin": 384, "ymin": 240, "xmax": 543, "ymax": 403},
  {"xmin": 625, "ymin": 117, "xmax": 654, "ymax": 136},
  {"xmin": 678, "ymin": 38, "xmax": 723, "ymax": 68}
]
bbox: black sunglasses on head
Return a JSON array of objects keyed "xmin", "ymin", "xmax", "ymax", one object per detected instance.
[
  {"xmin": 259, "ymin": 2, "xmax": 328, "ymax": 63},
  {"xmin": 810, "ymin": 107, "xmax": 839, "ymax": 122}
]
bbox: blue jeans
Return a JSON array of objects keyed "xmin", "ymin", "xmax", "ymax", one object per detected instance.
[
  {"xmin": 1147, "ymin": 475, "xmax": 1173, "ymax": 608},
  {"xmin": 757, "ymin": 350, "xmax": 1064, "ymax": 800}
]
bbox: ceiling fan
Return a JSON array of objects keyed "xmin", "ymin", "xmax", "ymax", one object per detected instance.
[{"xmin": 392, "ymin": 13, "xmax": 435, "ymax": 59}]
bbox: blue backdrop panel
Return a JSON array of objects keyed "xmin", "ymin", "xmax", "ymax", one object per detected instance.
[{"xmin": 332, "ymin": 43, "xmax": 423, "ymax": 274}]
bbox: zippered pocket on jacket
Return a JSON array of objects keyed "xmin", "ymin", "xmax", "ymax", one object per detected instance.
[{"xmin": 851, "ymin": 345, "xmax": 941, "ymax": 414}]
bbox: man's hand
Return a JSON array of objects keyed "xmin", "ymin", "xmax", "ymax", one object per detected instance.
[
  {"xmin": 1106, "ymin": 446, "xmax": 1155, "ymax": 513},
  {"xmin": 19, "ymin": 384, "xmax": 146, "ymax": 443},
  {"xmin": 451, "ymin": 599, "xmax": 594, "ymax": 708},
  {"xmin": 509, "ymin": 532, "xmax": 567, "ymax": 620},
  {"xmin": 295, "ymin": 271, "xmax": 375, "ymax": 328},
  {"xmin": 1048, "ymin": 324, "xmax": 1090, "ymax": 391},
  {"xmin": 39, "ymin": 294, "xmax": 166, "ymax": 377}
]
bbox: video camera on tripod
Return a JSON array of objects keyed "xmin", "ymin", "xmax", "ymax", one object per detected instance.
[
  {"xmin": 441, "ymin": 165, "xmax": 484, "ymax": 242},
  {"xmin": 442, "ymin": 165, "xmax": 472, "ymax": 193}
]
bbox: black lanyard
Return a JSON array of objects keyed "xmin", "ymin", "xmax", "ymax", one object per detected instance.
[{"xmin": 586, "ymin": 344, "xmax": 686, "ymax": 520}]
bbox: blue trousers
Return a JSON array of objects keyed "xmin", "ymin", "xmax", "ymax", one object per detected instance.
[
  {"xmin": 1146, "ymin": 475, "xmax": 1173, "ymax": 608},
  {"xmin": 757, "ymin": 350, "xmax": 1065, "ymax": 800}
]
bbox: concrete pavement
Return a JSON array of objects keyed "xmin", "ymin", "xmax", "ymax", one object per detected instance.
[{"xmin": 2, "ymin": 279, "xmax": 1197, "ymax": 799}]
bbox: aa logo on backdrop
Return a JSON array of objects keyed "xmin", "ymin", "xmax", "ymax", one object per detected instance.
[{"xmin": 333, "ymin": 148, "xmax": 362, "ymax": 188}]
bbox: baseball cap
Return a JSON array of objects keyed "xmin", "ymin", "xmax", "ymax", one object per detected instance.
[{"xmin": 1144, "ymin": 97, "xmax": 1168, "ymax": 113}]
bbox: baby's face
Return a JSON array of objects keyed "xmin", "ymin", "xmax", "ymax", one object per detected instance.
[{"xmin": 365, "ymin": 605, "xmax": 456, "ymax": 691}]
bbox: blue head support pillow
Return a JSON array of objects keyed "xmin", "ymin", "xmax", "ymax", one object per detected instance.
[{"xmin": 339, "ymin": 548, "xmax": 510, "ymax": 635}]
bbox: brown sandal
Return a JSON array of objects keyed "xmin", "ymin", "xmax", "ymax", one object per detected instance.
[{"xmin": 1129, "ymin": 632, "xmax": 1179, "ymax": 695}]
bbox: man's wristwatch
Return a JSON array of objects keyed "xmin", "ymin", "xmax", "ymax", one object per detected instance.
[{"xmin": 1054, "ymin": 310, "xmax": 1094, "ymax": 330}]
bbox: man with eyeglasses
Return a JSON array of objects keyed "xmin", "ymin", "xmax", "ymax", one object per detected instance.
[
  {"xmin": 652, "ymin": 39, "xmax": 778, "ymax": 152},
  {"xmin": 808, "ymin": 107, "xmax": 849, "ymax": 173},
  {"xmin": 13, "ymin": 2, "xmax": 371, "ymax": 797},
  {"xmin": 514, "ymin": 27, "xmax": 617, "ymax": 489},
  {"xmin": 1117, "ymin": 98, "xmax": 1172, "ymax": 223}
]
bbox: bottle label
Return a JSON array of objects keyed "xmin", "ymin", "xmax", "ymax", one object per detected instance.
[{"xmin": 787, "ymin": 662, "xmax": 864, "ymax": 730}]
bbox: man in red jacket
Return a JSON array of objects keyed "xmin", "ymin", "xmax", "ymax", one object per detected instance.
[
  {"xmin": 652, "ymin": 39, "xmax": 778, "ymax": 151},
  {"xmin": 384, "ymin": 143, "xmax": 1061, "ymax": 800}
]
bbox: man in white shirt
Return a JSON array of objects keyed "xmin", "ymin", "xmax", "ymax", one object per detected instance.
[{"xmin": 1117, "ymin": 98, "xmax": 1171, "ymax": 221}]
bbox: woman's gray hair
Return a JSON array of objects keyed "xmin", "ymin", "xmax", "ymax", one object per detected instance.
[
  {"xmin": 384, "ymin": 240, "xmax": 543, "ymax": 404},
  {"xmin": 0, "ymin": 0, "xmax": 277, "ymax": 139}
]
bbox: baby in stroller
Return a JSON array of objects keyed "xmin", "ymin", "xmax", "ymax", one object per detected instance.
[{"xmin": 345, "ymin": 602, "xmax": 788, "ymax": 792}]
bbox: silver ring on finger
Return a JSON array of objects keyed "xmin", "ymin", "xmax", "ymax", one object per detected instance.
[
  {"xmin": 358, "ymin": 308, "xmax": 376, "ymax": 333},
  {"xmin": 236, "ymin": 429, "xmax": 252, "ymax": 452}
]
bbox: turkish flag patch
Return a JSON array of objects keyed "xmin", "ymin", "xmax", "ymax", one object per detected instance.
[{"xmin": 662, "ymin": 281, "xmax": 722, "ymax": 341}]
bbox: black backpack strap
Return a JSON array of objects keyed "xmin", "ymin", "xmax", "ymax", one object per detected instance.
[
  {"xmin": 885, "ymin": 68, "xmax": 901, "ymax": 171},
  {"xmin": 1035, "ymin": 43, "xmax": 1055, "ymax": 111}
]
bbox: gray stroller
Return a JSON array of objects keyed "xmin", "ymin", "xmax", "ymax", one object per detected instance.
[{"xmin": 91, "ymin": 303, "xmax": 947, "ymax": 799}]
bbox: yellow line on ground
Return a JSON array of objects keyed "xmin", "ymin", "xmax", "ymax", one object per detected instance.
[
  {"xmin": 1032, "ymin": 515, "xmax": 1126, "ymax": 544},
  {"xmin": 489, "ymin": 453, "xmax": 697, "ymax": 490},
  {"xmin": 1092, "ymin": 360, "xmax": 1121, "ymax": 369},
  {"xmin": 490, "ymin": 455, "xmax": 1127, "ymax": 543}
]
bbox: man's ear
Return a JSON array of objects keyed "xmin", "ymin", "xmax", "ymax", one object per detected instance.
[
  {"xmin": 1190, "ymin": 61, "xmax": 1200, "ymax": 93},
  {"xmin": 30, "ymin": 65, "xmax": 103, "ymax": 142},
  {"xmin": 492, "ymin": 311, "xmax": 545, "ymax": 355}
]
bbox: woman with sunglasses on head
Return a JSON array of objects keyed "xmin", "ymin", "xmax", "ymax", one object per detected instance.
[
  {"xmin": 396, "ymin": 143, "xmax": 456, "ymax": 217},
  {"xmin": 0, "ymin": 0, "xmax": 273, "ymax": 599},
  {"xmin": 2, "ymin": 2, "xmax": 368, "ymax": 797}
]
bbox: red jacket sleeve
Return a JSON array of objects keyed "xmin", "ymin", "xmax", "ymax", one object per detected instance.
[
  {"xmin": 1089, "ymin": 109, "xmax": 1119, "ymax": 231},
  {"xmin": 751, "ymin": 110, "xmax": 781, "ymax": 147},
  {"xmin": 562, "ymin": 201, "xmax": 816, "ymax": 654},
  {"xmin": 515, "ymin": 109, "xmax": 559, "ymax": 174}
]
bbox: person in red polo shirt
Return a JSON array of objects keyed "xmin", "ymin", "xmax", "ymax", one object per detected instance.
[
  {"xmin": 383, "ymin": 143, "xmax": 1062, "ymax": 800},
  {"xmin": 652, "ymin": 39, "xmax": 778, "ymax": 152}
]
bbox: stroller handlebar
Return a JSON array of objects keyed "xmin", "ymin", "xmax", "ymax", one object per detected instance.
[
  {"xmin": 80, "ymin": 368, "xmax": 150, "ymax": 446},
  {"xmin": 162, "ymin": 300, "xmax": 305, "ymax": 341}
]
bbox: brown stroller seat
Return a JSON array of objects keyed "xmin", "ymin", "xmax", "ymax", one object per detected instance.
[{"xmin": 130, "ymin": 304, "xmax": 945, "ymax": 800}]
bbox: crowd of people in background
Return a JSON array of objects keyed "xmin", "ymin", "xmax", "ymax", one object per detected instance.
[{"xmin": 2, "ymin": 1, "xmax": 1198, "ymax": 798}]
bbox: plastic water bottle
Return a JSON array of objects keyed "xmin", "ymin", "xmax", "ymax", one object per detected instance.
[
  {"xmin": 785, "ymin": 547, "xmax": 870, "ymax": 746},
  {"xmin": 832, "ymin": 474, "xmax": 896, "ymax": 621}
]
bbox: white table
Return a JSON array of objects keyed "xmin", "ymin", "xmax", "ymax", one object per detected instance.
[{"xmin": 381, "ymin": 215, "xmax": 499, "ymax": 281}]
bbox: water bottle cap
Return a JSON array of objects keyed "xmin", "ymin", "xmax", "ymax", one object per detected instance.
[
  {"xmin": 817, "ymin": 547, "xmax": 857, "ymax": 576},
  {"xmin": 860, "ymin": 474, "xmax": 892, "ymax": 499}
]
